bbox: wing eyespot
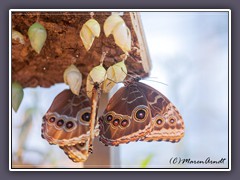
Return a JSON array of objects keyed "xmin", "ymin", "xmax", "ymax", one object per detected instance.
[
  {"xmin": 56, "ymin": 119, "xmax": 65, "ymax": 127},
  {"xmin": 66, "ymin": 121, "xmax": 75, "ymax": 129},
  {"xmin": 104, "ymin": 112, "xmax": 116, "ymax": 124},
  {"xmin": 112, "ymin": 119, "xmax": 120, "ymax": 126},
  {"xmin": 168, "ymin": 116, "xmax": 177, "ymax": 128},
  {"xmin": 77, "ymin": 107, "xmax": 91, "ymax": 125},
  {"xmin": 63, "ymin": 120, "xmax": 77, "ymax": 132},
  {"xmin": 107, "ymin": 114, "xmax": 113, "ymax": 122},
  {"xmin": 120, "ymin": 119, "xmax": 130, "ymax": 128},
  {"xmin": 48, "ymin": 116, "xmax": 56, "ymax": 123},
  {"xmin": 81, "ymin": 112, "xmax": 91, "ymax": 122},
  {"xmin": 154, "ymin": 117, "xmax": 165, "ymax": 128},
  {"xmin": 109, "ymin": 115, "xmax": 121, "ymax": 129},
  {"xmin": 132, "ymin": 105, "xmax": 149, "ymax": 122}
]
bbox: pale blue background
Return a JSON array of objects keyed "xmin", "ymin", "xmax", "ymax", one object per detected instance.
[{"xmin": 119, "ymin": 12, "xmax": 229, "ymax": 168}]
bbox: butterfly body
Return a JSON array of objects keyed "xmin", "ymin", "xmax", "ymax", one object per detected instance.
[{"xmin": 99, "ymin": 80, "xmax": 184, "ymax": 146}]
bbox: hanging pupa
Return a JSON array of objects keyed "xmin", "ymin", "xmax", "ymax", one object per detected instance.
[
  {"xmin": 28, "ymin": 22, "xmax": 47, "ymax": 54},
  {"xmin": 86, "ymin": 63, "xmax": 106, "ymax": 98},
  {"xmin": 63, "ymin": 64, "xmax": 82, "ymax": 96},
  {"xmin": 103, "ymin": 14, "xmax": 124, "ymax": 37},
  {"xmin": 12, "ymin": 30, "xmax": 25, "ymax": 44},
  {"xmin": 112, "ymin": 22, "xmax": 131, "ymax": 54},
  {"xmin": 103, "ymin": 60, "xmax": 127, "ymax": 93},
  {"xmin": 80, "ymin": 18, "xmax": 100, "ymax": 51},
  {"xmin": 103, "ymin": 14, "xmax": 131, "ymax": 54}
]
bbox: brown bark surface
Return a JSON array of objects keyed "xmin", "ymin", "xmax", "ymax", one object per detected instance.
[{"xmin": 11, "ymin": 11, "xmax": 150, "ymax": 88}]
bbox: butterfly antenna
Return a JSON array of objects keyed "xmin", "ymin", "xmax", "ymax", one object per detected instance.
[
  {"xmin": 126, "ymin": 70, "xmax": 142, "ymax": 81},
  {"xmin": 141, "ymin": 79, "xmax": 168, "ymax": 86},
  {"xmin": 106, "ymin": 77, "xmax": 118, "ymax": 84}
]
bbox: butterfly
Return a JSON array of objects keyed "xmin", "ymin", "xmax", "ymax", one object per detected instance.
[
  {"xmin": 99, "ymin": 78, "xmax": 184, "ymax": 146},
  {"xmin": 41, "ymin": 89, "xmax": 99, "ymax": 162}
]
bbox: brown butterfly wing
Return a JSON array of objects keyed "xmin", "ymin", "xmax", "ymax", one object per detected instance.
[
  {"xmin": 41, "ymin": 89, "xmax": 99, "ymax": 162},
  {"xmin": 41, "ymin": 89, "xmax": 92, "ymax": 146},
  {"xmin": 137, "ymin": 82, "xmax": 185, "ymax": 143},
  {"xmin": 60, "ymin": 140, "xmax": 90, "ymax": 163},
  {"xmin": 99, "ymin": 83, "xmax": 153, "ymax": 146}
]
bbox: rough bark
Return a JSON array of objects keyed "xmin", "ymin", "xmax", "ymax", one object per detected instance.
[{"xmin": 11, "ymin": 11, "xmax": 150, "ymax": 88}]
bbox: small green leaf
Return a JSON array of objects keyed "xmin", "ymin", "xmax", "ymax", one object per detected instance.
[
  {"xmin": 28, "ymin": 22, "xmax": 47, "ymax": 54},
  {"xmin": 12, "ymin": 82, "xmax": 24, "ymax": 112},
  {"xmin": 140, "ymin": 153, "xmax": 154, "ymax": 168}
]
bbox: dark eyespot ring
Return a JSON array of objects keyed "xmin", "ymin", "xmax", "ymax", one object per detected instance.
[
  {"xmin": 169, "ymin": 119, "xmax": 175, "ymax": 123},
  {"xmin": 156, "ymin": 119, "xmax": 163, "ymax": 125},
  {"xmin": 136, "ymin": 110, "xmax": 146, "ymax": 119},
  {"xmin": 154, "ymin": 116, "xmax": 165, "ymax": 128},
  {"xmin": 132, "ymin": 105, "xmax": 149, "ymax": 122},
  {"xmin": 107, "ymin": 115, "xmax": 113, "ymax": 122},
  {"xmin": 56, "ymin": 119, "xmax": 64, "ymax": 127},
  {"xmin": 104, "ymin": 112, "xmax": 115, "ymax": 124},
  {"xmin": 82, "ymin": 112, "xmax": 91, "ymax": 122},
  {"xmin": 168, "ymin": 117, "xmax": 177, "ymax": 127},
  {"xmin": 66, "ymin": 121, "xmax": 74, "ymax": 129},
  {"xmin": 121, "ymin": 119, "xmax": 129, "ymax": 128},
  {"xmin": 49, "ymin": 117, "xmax": 56, "ymax": 123},
  {"xmin": 77, "ymin": 107, "xmax": 91, "ymax": 125},
  {"xmin": 112, "ymin": 119, "xmax": 120, "ymax": 126}
]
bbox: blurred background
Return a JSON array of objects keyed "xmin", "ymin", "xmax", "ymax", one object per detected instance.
[{"xmin": 11, "ymin": 11, "xmax": 229, "ymax": 168}]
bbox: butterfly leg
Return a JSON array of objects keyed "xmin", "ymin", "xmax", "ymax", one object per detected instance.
[{"xmin": 88, "ymin": 144, "xmax": 93, "ymax": 154}]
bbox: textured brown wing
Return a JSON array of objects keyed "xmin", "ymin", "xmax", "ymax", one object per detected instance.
[
  {"xmin": 60, "ymin": 137, "xmax": 91, "ymax": 162},
  {"xmin": 41, "ymin": 89, "xmax": 99, "ymax": 162},
  {"xmin": 137, "ymin": 82, "xmax": 184, "ymax": 143},
  {"xmin": 99, "ymin": 83, "xmax": 153, "ymax": 146},
  {"xmin": 41, "ymin": 89, "xmax": 93, "ymax": 146}
]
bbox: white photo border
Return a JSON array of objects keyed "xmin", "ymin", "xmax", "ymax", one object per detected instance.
[{"xmin": 9, "ymin": 9, "xmax": 231, "ymax": 171}]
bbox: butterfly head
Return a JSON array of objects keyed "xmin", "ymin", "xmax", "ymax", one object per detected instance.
[
  {"xmin": 123, "ymin": 74, "xmax": 141, "ymax": 86},
  {"xmin": 93, "ymin": 82, "xmax": 100, "ymax": 89}
]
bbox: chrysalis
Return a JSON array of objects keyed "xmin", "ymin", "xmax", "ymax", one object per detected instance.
[
  {"xmin": 28, "ymin": 22, "xmax": 47, "ymax": 54},
  {"xmin": 80, "ymin": 19, "xmax": 100, "ymax": 51},
  {"xmin": 104, "ymin": 14, "xmax": 131, "ymax": 54},
  {"xmin": 63, "ymin": 64, "xmax": 82, "ymax": 96},
  {"xmin": 103, "ymin": 60, "xmax": 127, "ymax": 93},
  {"xmin": 103, "ymin": 14, "xmax": 124, "ymax": 37},
  {"xmin": 86, "ymin": 63, "xmax": 106, "ymax": 98},
  {"xmin": 12, "ymin": 30, "xmax": 25, "ymax": 44}
]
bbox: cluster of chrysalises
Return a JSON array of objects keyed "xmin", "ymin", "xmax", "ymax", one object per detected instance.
[
  {"xmin": 12, "ymin": 12, "xmax": 131, "ymax": 111},
  {"xmin": 12, "ymin": 13, "xmax": 131, "ymax": 55}
]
